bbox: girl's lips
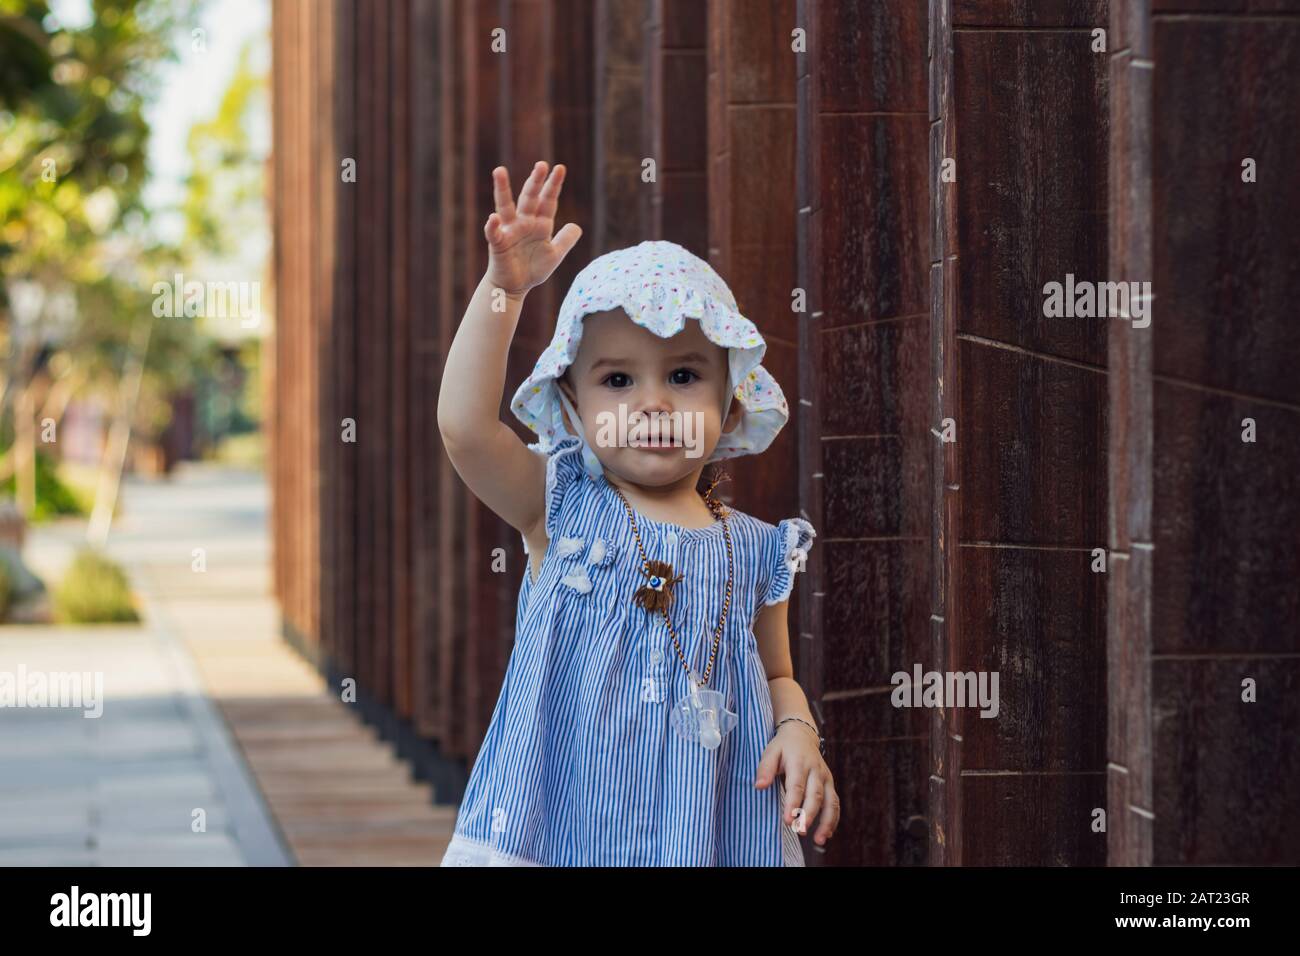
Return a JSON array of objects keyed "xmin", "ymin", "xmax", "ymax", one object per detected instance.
[{"xmin": 628, "ymin": 439, "xmax": 681, "ymax": 452}]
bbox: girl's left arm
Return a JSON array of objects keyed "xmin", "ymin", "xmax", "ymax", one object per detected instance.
[{"xmin": 753, "ymin": 598, "xmax": 841, "ymax": 847}]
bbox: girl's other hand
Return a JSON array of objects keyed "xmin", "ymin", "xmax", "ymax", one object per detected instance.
[
  {"xmin": 755, "ymin": 723, "xmax": 840, "ymax": 848},
  {"xmin": 484, "ymin": 161, "xmax": 583, "ymax": 298}
]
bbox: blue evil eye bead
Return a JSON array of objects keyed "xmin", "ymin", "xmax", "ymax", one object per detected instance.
[{"xmin": 649, "ymin": 575, "xmax": 664, "ymax": 590}]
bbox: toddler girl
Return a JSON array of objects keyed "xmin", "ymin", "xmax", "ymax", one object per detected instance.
[{"xmin": 436, "ymin": 160, "xmax": 839, "ymax": 865}]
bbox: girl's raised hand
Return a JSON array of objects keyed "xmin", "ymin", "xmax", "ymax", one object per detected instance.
[{"xmin": 484, "ymin": 161, "xmax": 583, "ymax": 298}]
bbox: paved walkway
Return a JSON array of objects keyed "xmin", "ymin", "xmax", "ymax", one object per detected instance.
[{"xmin": 0, "ymin": 460, "xmax": 453, "ymax": 866}]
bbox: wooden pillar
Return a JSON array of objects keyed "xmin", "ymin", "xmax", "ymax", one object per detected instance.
[
  {"xmin": 1110, "ymin": 0, "xmax": 1300, "ymax": 865},
  {"xmin": 1105, "ymin": 0, "xmax": 1153, "ymax": 868},
  {"xmin": 389, "ymin": 0, "xmax": 414, "ymax": 720},
  {"xmin": 271, "ymin": 0, "xmax": 326, "ymax": 670},
  {"xmin": 355, "ymin": 0, "xmax": 393, "ymax": 705},
  {"xmin": 643, "ymin": 0, "xmax": 708, "ymax": 254},
  {"xmin": 331, "ymin": 0, "xmax": 359, "ymax": 681},
  {"xmin": 593, "ymin": 0, "xmax": 644, "ymax": 253},
  {"xmin": 315, "ymin": 0, "xmax": 340, "ymax": 677},
  {"xmin": 550, "ymin": 0, "xmax": 597, "ymax": 292},
  {"xmin": 410, "ymin": 0, "xmax": 448, "ymax": 740},
  {"xmin": 931, "ymin": 0, "xmax": 1111, "ymax": 865},
  {"xmin": 706, "ymin": 0, "xmax": 798, "ymax": 521},
  {"xmin": 799, "ymin": 0, "xmax": 932, "ymax": 866}
]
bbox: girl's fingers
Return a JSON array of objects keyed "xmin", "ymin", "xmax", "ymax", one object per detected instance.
[
  {"xmin": 549, "ymin": 222, "xmax": 582, "ymax": 262},
  {"xmin": 517, "ymin": 160, "xmax": 547, "ymax": 215},
  {"xmin": 814, "ymin": 778, "xmax": 840, "ymax": 844},
  {"xmin": 782, "ymin": 765, "xmax": 806, "ymax": 825},
  {"xmin": 753, "ymin": 744, "xmax": 780, "ymax": 789},
  {"xmin": 491, "ymin": 167, "xmax": 516, "ymax": 220},
  {"xmin": 795, "ymin": 768, "xmax": 823, "ymax": 836},
  {"xmin": 537, "ymin": 163, "xmax": 566, "ymax": 213}
]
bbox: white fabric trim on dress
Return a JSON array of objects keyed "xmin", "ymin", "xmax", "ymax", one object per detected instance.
[
  {"xmin": 439, "ymin": 833, "xmax": 544, "ymax": 867},
  {"xmin": 764, "ymin": 517, "xmax": 816, "ymax": 607},
  {"xmin": 515, "ymin": 434, "xmax": 585, "ymax": 549}
]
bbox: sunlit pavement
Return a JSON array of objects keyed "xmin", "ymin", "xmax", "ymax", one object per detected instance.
[
  {"xmin": 1, "ymin": 459, "xmax": 456, "ymax": 866},
  {"xmin": 0, "ymin": 462, "xmax": 290, "ymax": 866}
]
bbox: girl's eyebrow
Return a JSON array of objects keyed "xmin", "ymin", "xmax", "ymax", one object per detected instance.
[{"xmin": 589, "ymin": 352, "xmax": 712, "ymax": 372}]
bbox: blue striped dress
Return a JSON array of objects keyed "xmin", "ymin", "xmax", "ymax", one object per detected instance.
[{"xmin": 439, "ymin": 434, "xmax": 817, "ymax": 866}]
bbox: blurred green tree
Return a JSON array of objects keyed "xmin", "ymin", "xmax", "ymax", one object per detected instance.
[{"xmin": 0, "ymin": 0, "xmax": 228, "ymax": 526}]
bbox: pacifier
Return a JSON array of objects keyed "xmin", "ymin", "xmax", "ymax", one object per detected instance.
[{"xmin": 670, "ymin": 668, "xmax": 738, "ymax": 750}]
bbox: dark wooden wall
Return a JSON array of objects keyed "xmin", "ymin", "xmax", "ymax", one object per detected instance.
[
  {"xmin": 931, "ymin": 0, "xmax": 1111, "ymax": 867},
  {"xmin": 270, "ymin": 0, "xmax": 1298, "ymax": 866},
  {"xmin": 1108, "ymin": 0, "xmax": 1300, "ymax": 866},
  {"xmin": 799, "ymin": 0, "xmax": 933, "ymax": 866}
]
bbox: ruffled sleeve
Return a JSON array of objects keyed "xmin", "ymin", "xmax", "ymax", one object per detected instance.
[
  {"xmin": 762, "ymin": 517, "xmax": 816, "ymax": 607},
  {"xmin": 519, "ymin": 435, "xmax": 586, "ymax": 555}
]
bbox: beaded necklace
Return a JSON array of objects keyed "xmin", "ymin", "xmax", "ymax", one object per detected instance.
[{"xmin": 609, "ymin": 468, "xmax": 739, "ymax": 750}]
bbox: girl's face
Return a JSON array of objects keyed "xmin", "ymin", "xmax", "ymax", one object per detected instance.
[{"xmin": 556, "ymin": 309, "xmax": 744, "ymax": 486}]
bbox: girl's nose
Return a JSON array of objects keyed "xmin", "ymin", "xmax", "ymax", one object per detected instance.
[
  {"xmin": 635, "ymin": 384, "xmax": 673, "ymax": 418},
  {"xmin": 633, "ymin": 391, "xmax": 676, "ymax": 442}
]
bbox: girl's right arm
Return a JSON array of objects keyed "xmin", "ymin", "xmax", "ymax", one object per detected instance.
[{"xmin": 437, "ymin": 162, "xmax": 582, "ymax": 543}]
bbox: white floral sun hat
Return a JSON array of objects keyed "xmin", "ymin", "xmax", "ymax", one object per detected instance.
[{"xmin": 509, "ymin": 240, "xmax": 790, "ymax": 478}]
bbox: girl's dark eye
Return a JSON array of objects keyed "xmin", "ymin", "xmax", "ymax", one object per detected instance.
[
  {"xmin": 602, "ymin": 372, "xmax": 631, "ymax": 389},
  {"xmin": 670, "ymin": 368, "xmax": 700, "ymax": 386}
]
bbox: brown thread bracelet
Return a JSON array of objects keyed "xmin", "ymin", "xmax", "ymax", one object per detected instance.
[{"xmin": 776, "ymin": 716, "xmax": 825, "ymax": 756}]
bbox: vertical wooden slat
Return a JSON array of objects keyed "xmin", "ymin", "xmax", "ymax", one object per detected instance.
[
  {"xmin": 1106, "ymin": 0, "xmax": 1153, "ymax": 868},
  {"xmin": 936, "ymin": 0, "xmax": 1110, "ymax": 866},
  {"xmin": 314, "ymin": 0, "xmax": 336, "ymax": 679},
  {"xmin": 549, "ymin": 0, "xmax": 596, "ymax": 294},
  {"xmin": 706, "ymin": 0, "xmax": 798, "ymax": 525},
  {"xmin": 390, "ymin": 0, "xmax": 413, "ymax": 719},
  {"xmin": 707, "ymin": 0, "xmax": 810, "ymax": 846},
  {"xmin": 433, "ymin": 0, "xmax": 469, "ymax": 751},
  {"xmin": 645, "ymin": 0, "xmax": 707, "ymax": 253},
  {"xmin": 592, "ymin": 0, "xmax": 644, "ymax": 252},
  {"xmin": 410, "ymin": 0, "xmax": 445, "ymax": 739},
  {"xmin": 303, "ymin": 0, "xmax": 319, "ymax": 665},
  {"xmin": 1143, "ymin": 0, "xmax": 1300, "ymax": 865},
  {"xmin": 798, "ymin": 0, "xmax": 931, "ymax": 867},
  {"xmin": 355, "ymin": 0, "xmax": 379, "ymax": 700},
  {"xmin": 928, "ymin": 0, "xmax": 958, "ymax": 868},
  {"xmin": 335, "ymin": 0, "xmax": 358, "ymax": 680}
]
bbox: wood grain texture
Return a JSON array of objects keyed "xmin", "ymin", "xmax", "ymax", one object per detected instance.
[
  {"xmin": 1105, "ymin": 0, "xmax": 1154, "ymax": 868},
  {"xmin": 960, "ymin": 546, "xmax": 1107, "ymax": 771},
  {"xmin": 958, "ymin": 340, "xmax": 1108, "ymax": 547},
  {"xmin": 805, "ymin": 0, "xmax": 932, "ymax": 866},
  {"xmin": 1152, "ymin": 18, "xmax": 1300, "ymax": 405},
  {"xmin": 1108, "ymin": 3, "xmax": 1300, "ymax": 865},
  {"xmin": 1154, "ymin": 656, "xmax": 1300, "ymax": 864},
  {"xmin": 953, "ymin": 31, "xmax": 1109, "ymax": 366},
  {"xmin": 938, "ymin": 0, "xmax": 1111, "ymax": 868},
  {"xmin": 953, "ymin": 0, "xmax": 1107, "ymax": 27},
  {"xmin": 1151, "ymin": 384, "xmax": 1300, "ymax": 654},
  {"xmin": 409, "ymin": 0, "xmax": 444, "ymax": 740}
]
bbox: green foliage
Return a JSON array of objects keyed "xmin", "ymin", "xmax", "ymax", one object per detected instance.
[
  {"xmin": 1, "ymin": 0, "xmax": 264, "ymax": 478},
  {"xmin": 0, "ymin": 557, "xmax": 12, "ymax": 622},
  {"xmin": 0, "ymin": 448, "xmax": 88, "ymax": 521},
  {"xmin": 210, "ymin": 429, "xmax": 262, "ymax": 468},
  {"xmin": 53, "ymin": 546, "xmax": 139, "ymax": 623},
  {"xmin": 183, "ymin": 41, "xmax": 265, "ymax": 257},
  {"xmin": 0, "ymin": 0, "xmax": 206, "ymax": 284}
]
